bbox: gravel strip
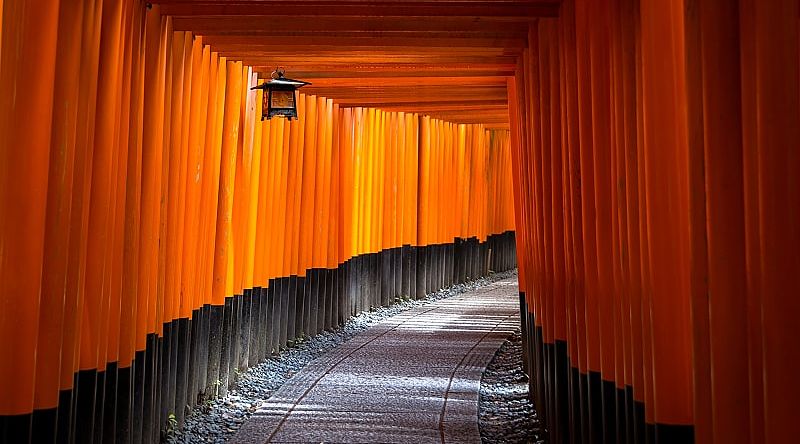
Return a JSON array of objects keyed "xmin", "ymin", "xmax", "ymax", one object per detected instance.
[
  {"xmin": 167, "ymin": 269, "xmax": 518, "ymax": 444},
  {"xmin": 479, "ymin": 330, "xmax": 545, "ymax": 444}
]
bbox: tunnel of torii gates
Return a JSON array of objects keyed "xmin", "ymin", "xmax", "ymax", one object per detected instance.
[{"xmin": 0, "ymin": 0, "xmax": 798, "ymax": 443}]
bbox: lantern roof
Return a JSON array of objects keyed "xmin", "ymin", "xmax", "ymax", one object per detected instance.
[
  {"xmin": 267, "ymin": 76, "xmax": 310, "ymax": 87},
  {"xmin": 253, "ymin": 68, "xmax": 311, "ymax": 90}
]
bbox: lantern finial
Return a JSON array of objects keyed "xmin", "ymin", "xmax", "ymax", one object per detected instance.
[{"xmin": 272, "ymin": 67, "xmax": 286, "ymax": 80}]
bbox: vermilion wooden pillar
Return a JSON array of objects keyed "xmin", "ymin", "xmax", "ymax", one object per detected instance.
[
  {"xmin": 0, "ymin": 0, "xmax": 60, "ymax": 441},
  {"xmin": 640, "ymin": 0, "xmax": 695, "ymax": 439},
  {"xmin": 745, "ymin": 2, "xmax": 800, "ymax": 443},
  {"xmin": 683, "ymin": 1, "xmax": 748, "ymax": 443},
  {"xmin": 31, "ymin": 0, "xmax": 85, "ymax": 440}
]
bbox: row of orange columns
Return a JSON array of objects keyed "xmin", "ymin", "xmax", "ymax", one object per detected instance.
[
  {"xmin": 508, "ymin": 0, "xmax": 799, "ymax": 443},
  {"xmin": 0, "ymin": 1, "xmax": 516, "ymax": 442}
]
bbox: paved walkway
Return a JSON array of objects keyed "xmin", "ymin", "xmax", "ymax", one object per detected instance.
[{"xmin": 231, "ymin": 276, "xmax": 520, "ymax": 444}]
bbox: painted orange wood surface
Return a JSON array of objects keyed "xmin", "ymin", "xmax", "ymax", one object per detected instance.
[
  {"xmin": 508, "ymin": 0, "xmax": 799, "ymax": 442},
  {"xmin": 2, "ymin": 2, "xmax": 799, "ymax": 444}
]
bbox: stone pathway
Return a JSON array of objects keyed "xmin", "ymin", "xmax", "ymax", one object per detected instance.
[{"xmin": 230, "ymin": 277, "xmax": 520, "ymax": 444}]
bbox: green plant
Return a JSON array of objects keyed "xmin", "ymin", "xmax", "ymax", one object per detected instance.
[
  {"xmin": 200, "ymin": 398, "xmax": 214, "ymax": 413},
  {"xmin": 161, "ymin": 412, "xmax": 178, "ymax": 441}
]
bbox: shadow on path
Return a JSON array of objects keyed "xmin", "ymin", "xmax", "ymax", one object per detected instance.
[{"xmin": 232, "ymin": 276, "xmax": 520, "ymax": 444}]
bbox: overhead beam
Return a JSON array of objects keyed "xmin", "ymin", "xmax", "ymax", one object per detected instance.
[
  {"xmin": 198, "ymin": 35, "xmax": 527, "ymax": 49},
  {"xmin": 302, "ymin": 85, "xmax": 506, "ymax": 99},
  {"xmin": 335, "ymin": 98, "xmax": 508, "ymax": 107},
  {"xmin": 302, "ymin": 76, "xmax": 510, "ymax": 87},
  {"xmin": 200, "ymin": 47, "xmax": 517, "ymax": 59},
  {"xmin": 426, "ymin": 111, "xmax": 509, "ymax": 121},
  {"xmin": 247, "ymin": 63, "xmax": 516, "ymax": 77},
  {"xmin": 171, "ymin": 15, "xmax": 533, "ymax": 33},
  {"xmin": 234, "ymin": 57, "xmax": 518, "ymax": 69},
  {"xmin": 262, "ymin": 69, "xmax": 516, "ymax": 78},
  {"xmin": 156, "ymin": 1, "xmax": 560, "ymax": 18},
  {"xmin": 378, "ymin": 103, "xmax": 509, "ymax": 112}
]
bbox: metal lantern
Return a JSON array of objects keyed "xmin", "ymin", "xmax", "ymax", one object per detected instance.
[{"xmin": 251, "ymin": 67, "xmax": 310, "ymax": 121}]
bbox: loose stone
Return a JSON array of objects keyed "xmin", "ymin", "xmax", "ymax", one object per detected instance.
[{"xmin": 479, "ymin": 330, "xmax": 545, "ymax": 444}]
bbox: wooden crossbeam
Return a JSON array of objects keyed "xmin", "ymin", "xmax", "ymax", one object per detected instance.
[
  {"xmin": 150, "ymin": 0, "xmax": 546, "ymax": 125},
  {"xmin": 171, "ymin": 15, "xmax": 533, "ymax": 33},
  {"xmin": 157, "ymin": 1, "xmax": 560, "ymax": 18}
]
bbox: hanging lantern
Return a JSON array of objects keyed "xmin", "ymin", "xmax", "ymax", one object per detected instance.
[{"xmin": 251, "ymin": 67, "xmax": 310, "ymax": 121}]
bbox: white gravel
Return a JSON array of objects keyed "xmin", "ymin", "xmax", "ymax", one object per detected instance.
[{"xmin": 479, "ymin": 330, "xmax": 544, "ymax": 444}]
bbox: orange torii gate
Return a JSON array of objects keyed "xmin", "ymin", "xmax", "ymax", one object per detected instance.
[
  {"xmin": 0, "ymin": 2, "xmax": 516, "ymax": 442},
  {"xmin": 509, "ymin": 1, "xmax": 799, "ymax": 443},
  {"xmin": 2, "ymin": 1, "xmax": 800, "ymax": 443}
]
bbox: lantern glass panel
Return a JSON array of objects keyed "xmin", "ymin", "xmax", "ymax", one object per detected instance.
[
  {"xmin": 261, "ymin": 91, "xmax": 269, "ymax": 117},
  {"xmin": 271, "ymin": 90, "xmax": 294, "ymax": 109}
]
